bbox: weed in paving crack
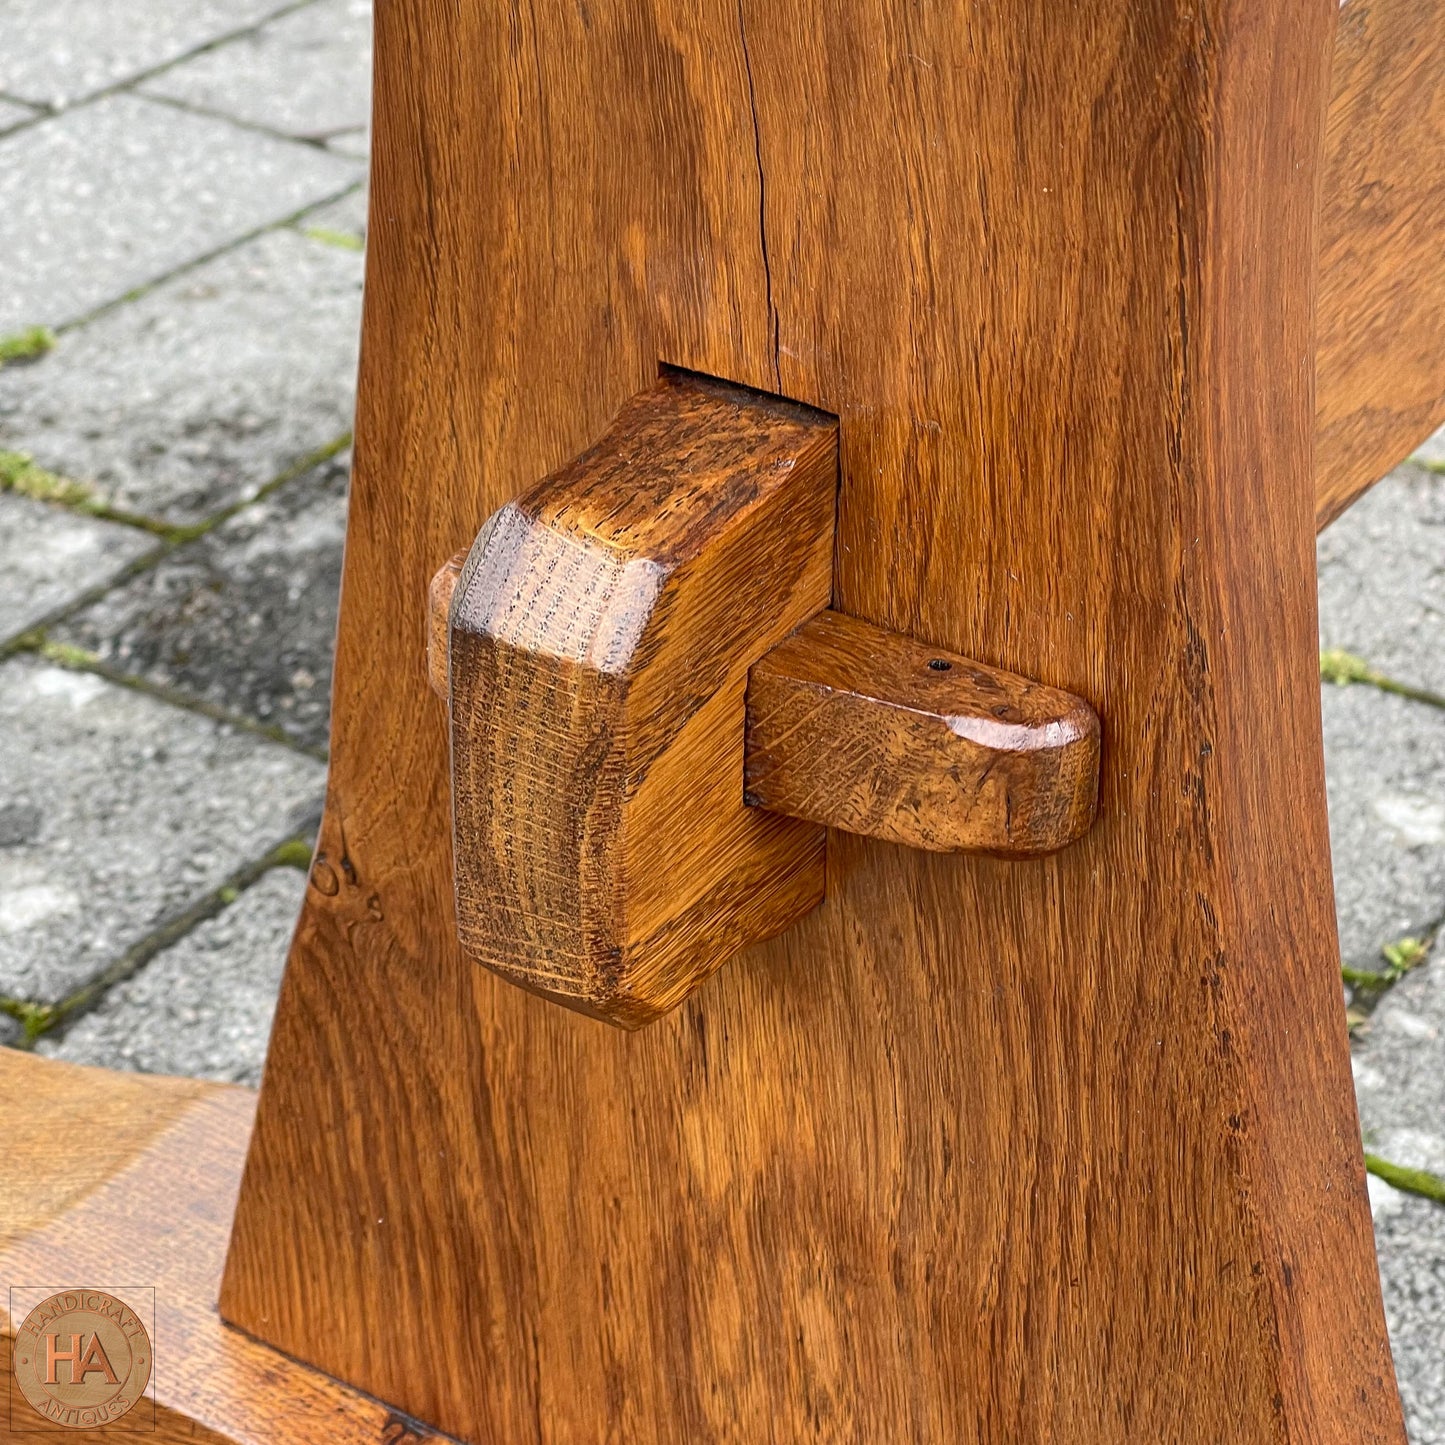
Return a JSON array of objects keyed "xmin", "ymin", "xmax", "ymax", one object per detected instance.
[
  {"xmin": 1321, "ymin": 647, "xmax": 1445, "ymax": 711},
  {"xmin": 1365, "ymin": 1153, "xmax": 1445, "ymax": 1206},
  {"xmin": 0, "ymin": 325, "xmax": 55, "ymax": 367}
]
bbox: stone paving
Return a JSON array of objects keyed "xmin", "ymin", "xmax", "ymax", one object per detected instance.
[
  {"xmin": 0, "ymin": 3, "xmax": 362, "ymax": 1067},
  {"xmin": 1, "ymin": 2, "xmax": 1443, "ymax": 1436}
]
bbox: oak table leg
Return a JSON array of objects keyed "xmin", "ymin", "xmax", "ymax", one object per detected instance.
[{"xmin": 220, "ymin": 1, "xmax": 1407, "ymax": 1440}]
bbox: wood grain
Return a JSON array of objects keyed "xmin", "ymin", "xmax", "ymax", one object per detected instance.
[
  {"xmin": 435, "ymin": 575, "xmax": 1101, "ymax": 857},
  {"xmin": 222, "ymin": 1, "xmax": 1405, "ymax": 1439},
  {"xmin": 425, "ymin": 551, "xmax": 464, "ymax": 699},
  {"xmin": 1316, "ymin": 0, "xmax": 1445, "ymax": 526},
  {"xmin": 745, "ymin": 609, "xmax": 1100, "ymax": 855},
  {"xmin": 0, "ymin": 1050, "xmax": 453, "ymax": 1445},
  {"xmin": 447, "ymin": 370, "xmax": 834, "ymax": 1026}
]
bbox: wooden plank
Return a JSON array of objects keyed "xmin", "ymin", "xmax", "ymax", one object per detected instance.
[
  {"xmin": 222, "ymin": 1, "xmax": 1405, "ymax": 1440},
  {"xmin": 745, "ymin": 609, "xmax": 1100, "ymax": 855},
  {"xmin": 0, "ymin": 1051, "xmax": 453, "ymax": 1444},
  {"xmin": 447, "ymin": 371, "xmax": 834, "ymax": 1026},
  {"xmin": 1316, "ymin": 0, "xmax": 1445, "ymax": 526}
]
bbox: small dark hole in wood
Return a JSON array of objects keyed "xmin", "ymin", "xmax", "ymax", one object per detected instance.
[{"xmin": 928, "ymin": 658, "xmax": 952, "ymax": 672}]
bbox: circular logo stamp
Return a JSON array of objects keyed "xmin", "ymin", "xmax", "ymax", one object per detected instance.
[{"xmin": 11, "ymin": 1290, "xmax": 151, "ymax": 1431}]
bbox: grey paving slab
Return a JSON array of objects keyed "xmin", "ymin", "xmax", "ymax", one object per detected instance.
[
  {"xmin": 1321, "ymin": 437, "xmax": 1445, "ymax": 1439},
  {"xmin": 1413, "ymin": 422, "xmax": 1445, "ymax": 470},
  {"xmin": 300, "ymin": 185, "xmax": 367, "ymax": 243},
  {"xmin": 326, "ymin": 126, "xmax": 369, "ymax": 160},
  {"xmin": 1323, "ymin": 679, "xmax": 1445, "ymax": 971},
  {"xmin": 0, "ymin": 492, "xmax": 155, "ymax": 645},
  {"xmin": 1323, "ymin": 685, "xmax": 1445, "ymax": 970},
  {"xmin": 1319, "ymin": 457, "xmax": 1445, "ymax": 697},
  {"xmin": 0, "ymin": 0, "xmax": 290, "ymax": 109},
  {"xmin": 37, "ymin": 865, "xmax": 305, "ymax": 1085},
  {"xmin": 1319, "ymin": 452, "xmax": 1445, "ymax": 969},
  {"xmin": 0, "ymin": 93, "xmax": 358, "ymax": 334},
  {"xmin": 143, "ymin": 0, "xmax": 371, "ymax": 144},
  {"xmin": 1352, "ymin": 955, "xmax": 1445, "ymax": 1444},
  {"xmin": 1373, "ymin": 1195, "xmax": 1445, "ymax": 1445},
  {"xmin": 0, "ymin": 654, "xmax": 324, "ymax": 1003},
  {"xmin": 55, "ymin": 453, "xmax": 349, "ymax": 752},
  {"xmin": 1356, "ymin": 961, "xmax": 1445, "ymax": 1180},
  {"xmin": 0, "ymin": 227, "xmax": 361, "ymax": 523},
  {"xmin": 0, "ymin": 99, "xmax": 37, "ymax": 133}
]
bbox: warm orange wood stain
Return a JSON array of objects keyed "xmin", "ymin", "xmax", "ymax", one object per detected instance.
[
  {"xmin": 214, "ymin": 0, "xmax": 1409, "ymax": 1440},
  {"xmin": 746, "ymin": 609, "xmax": 1100, "ymax": 856},
  {"xmin": 1316, "ymin": 0, "xmax": 1445, "ymax": 525},
  {"xmin": 431, "ymin": 377, "xmax": 1100, "ymax": 1022},
  {"xmin": 447, "ymin": 371, "xmax": 835, "ymax": 1027},
  {"xmin": 0, "ymin": 1052, "xmax": 452, "ymax": 1445}
]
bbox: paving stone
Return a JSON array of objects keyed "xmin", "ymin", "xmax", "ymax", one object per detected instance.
[
  {"xmin": 0, "ymin": 93, "xmax": 358, "ymax": 334},
  {"xmin": 301, "ymin": 184, "xmax": 367, "ymax": 243},
  {"xmin": 1322, "ymin": 435, "xmax": 1445, "ymax": 1439},
  {"xmin": 1324, "ymin": 685, "xmax": 1445, "ymax": 970},
  {"xmin": 143, "ymin": 0, "xmax": 371, "ymax": 145},
  {"xmin": 37, "ymin": 866, "xmax": 305, "ymax": 1085},
  {"xmin": 0, "ymin": 493, "xmax": 156, "ymax": 645},
  {"xmin": 326, "ymin": 127, "xmax": 369, "ymax": 160},
  {"xmin": 0, "ymin": 0, "xmax": 289, "ymax": 109},
  {"xmin": 1372, "ymin": 1195, "xmax": 1445, "ymax": 1445},
  {"xmin": 1413, "ymin": 422, "xmax": 1445, "ymax": 470},
  {"xmin": 1351, "ymin": 950, "xmax": 1445, "ymax": 1444},
  {"xmin": 1356, "ymin": 962, "xmax": 1445, "ymax": 1180},
  {"xmin": 1319, "ymin": 455, "xmax": 1445, "ymax": 697},
  {"xmin": 1319, "ymin": 455, "xmax": 1445, "ymax": 971},
  {"xmin": 0, "ymin": 654, "xmax": 324, "ymax": 1003},
  {"xmin": 0, "ymin": 100, "xmax": 37, "ymax": 134},
  {"xmin": 55, "ymin": 453, "xmax": 349, "ymax": 752},
  {"xmin": 0, "ymin": 228, "xmax": 362, "ymax": 523}
]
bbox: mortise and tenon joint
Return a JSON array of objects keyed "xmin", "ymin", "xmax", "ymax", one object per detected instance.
[{"xmin": 428, "ymin": 372, "xmax": 1101, "ymax": 1027}]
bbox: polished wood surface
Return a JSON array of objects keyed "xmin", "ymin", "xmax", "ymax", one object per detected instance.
[
  {"xmin": 435, "ymin": 566, "xmax": 1100, "ymax": 862},
  {"xmin": 746, "ymin": 609, "xmax": 1100, "ymax": 855},
  {"xmin": 434, "ymin": 564, "xmax": 1101, "ymax": 858},
  {"xmin": 448, "ymin": 371, "xmax": 834, "ymax": 1026},
  {"xmin": 425, "ymin": 550, "xmax": 464, "ymax": 699},
  {"xmin": 1316, "ymin": 0, "xmax": 1445, "ymax": 525},
  {"xmin": 222, "ymin": 0, "xmax": 1404, "ymax": 1439},
  {"xmin": 0, "ymin": 1051, "xmax": 452, "ymax": 1445}
]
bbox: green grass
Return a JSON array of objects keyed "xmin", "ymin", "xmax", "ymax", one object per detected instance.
[
  {"xmin": 0, "ymin": 449, "xmax": 183, "ymax": 539},
  {"xmin": 34, "ymin": 637, "xmax": 99, "ymax": 670},
  {"xmin": 302, "ymin": 225, "xmax": 363, "ymax": 252},
  {"xmin": 0, "ymin": 996, "xmax": 56, "ymax": 1047},
  {"xmin": 0, "ymin": 325, "xmax": 55, "ymax": 366},
  {"xmin": 270, "ymin": 838, "xmax": 315, "ymax": 871},
  {"xmin": 1321, "ymin": 647, "xmax": 1445, "ymax": 711},
  {"xmin": 1365, "ymin": 1153, "xmax": 1445, "ymax": 1205},
  {"xmin": 1342, "ymin": 934, "xmax": 1432, "ymax": 994},
  {"xmin": 0, "ymin": 430, "xmax": 351, "ymax": 549},
  {"xmin": 0, "ymin": 450, "xmax": 95, "ymax": 508}
]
